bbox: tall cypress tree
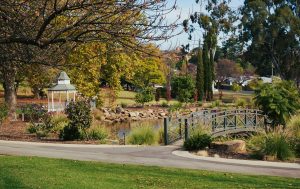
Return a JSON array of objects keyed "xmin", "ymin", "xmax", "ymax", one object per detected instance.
[
  {"xmin": 196, "ymin": 47, "xmax": 204, "ymax": 101},
  {"xmin": 207, "ymin": 49, "xmax": 214, "ymax": 101},
  {"xmin": 203, "ymin": 39, "xmax": 210, "ymax": 100}
]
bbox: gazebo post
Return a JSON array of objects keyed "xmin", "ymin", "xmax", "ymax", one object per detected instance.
[
  {"xmin": 73, "ymin": 92, "xmax": 76, "ymax": 102},
  {"xmin": 59, "ymin": 92, "xmax": 61, "ymax": 111},
  {"xmin": 47, "ymin": 92, "xmax": 50, "ymax": 112},
  {"xmin": 67, "ymin": 91, "xmax": 69, "ymax": 102},
  {"xmin": 51, "ymin": 91, "xmax": 54, "ymax": 111}
]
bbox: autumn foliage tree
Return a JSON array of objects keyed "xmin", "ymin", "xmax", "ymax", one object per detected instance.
[
  {"xmin": 0, "ymin": 0, "xmax": 179, "ymax": 114},
  {"xmin": 216, "ymin": 59, "xmax": 243, "ymax": 84}
]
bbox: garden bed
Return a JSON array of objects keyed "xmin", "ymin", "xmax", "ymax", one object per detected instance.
[
  {"xmin": 192, "ymin": 147, "xmax": 300, "ymax": 163},
  {"xmin": 0, "ymin": 121, "xmax": 111, "ymax": 144}
]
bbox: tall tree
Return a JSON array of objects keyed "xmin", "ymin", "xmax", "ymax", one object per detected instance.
[
  {"xmin": 196, "ymin": 47, "xmax": 204, "ymax": 101},
  {"xmin": 183, "ymin": 0, "xmax": 235, "ymax": 101},
  {"xmin": 240, "ymin": 0, "xmax": 300, "ymax": 85},
  {"xmin": 0, "ymin": 0, "xmax": 179, "ymax": 113}
]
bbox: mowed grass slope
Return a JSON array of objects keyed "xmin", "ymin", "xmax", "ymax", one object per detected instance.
[{"xmin": 0, "ymin": 156, "xmax": 299, "ymax": 189}]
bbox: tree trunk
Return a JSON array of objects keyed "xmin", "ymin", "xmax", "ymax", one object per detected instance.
[
  {"xmin": 166, "ymin": 73, "xmax": 171, "ymax": 101},
  {"xmin": 3, "ymin": 65, "xmax": 17, "ymax": 118},
  {"xmin": 32, "ymin": 87, "xmax": 41, "ymax": 99}
]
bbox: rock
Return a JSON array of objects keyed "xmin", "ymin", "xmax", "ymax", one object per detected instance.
[
  {"xmin": 132, "ymin": 117, "xmax": 141, "ymax": 121},
  {"xmin": 101, "ymin": 108, "xmax": 109, "ymax": 114},
  {"xmin": 103, "ymin": 120, "xmax": 113, "ymax": 124},
  {"xmin": 129, "ymin": 112, "xmax": 137, "ymax": 117},
  {"xmin": 213, "ymin": 154, "xmax": 220, "ymax": 158},
  {"xmin": 115, "ymin": 106, "xmax": 124, "ymax": 114},
  {"xmin": 158, "ymin": 112, "xmax": 166, "ymax": 117},
  {"xmin": 148, "ymin": 109, "xmax": 154, "ymax": 113},
  {"xmin": 196, "ymin": 150, "xmax": 208, "ymax": 157},
  {"xmin": 211, "ymin": 140, "xmax": 246, "ymax": 153}
]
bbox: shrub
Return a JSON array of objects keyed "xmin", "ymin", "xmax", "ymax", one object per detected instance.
[
  {"xmin": 287, "ymin": 114, "xmax": 300, "ymax": 156},
  {"xmin": 157, "ymin": 127, "xmax": 164, "ymax": 144},
  {"xmin": 231, "ymin": 83, "xmax": 242, "ymax": 92},
  {"xmin": 60, "ymin": 100, "xmax": 92, "ymax": 140},
  {"xmin": 184, "ymin": 131, "xmax": 212, "ymax": 151},
  {"xmin": 168, "ymin": 102, "xmax": 182, "ymax": 114},
  {"xmin": 50, "ymin": 114, "xmax": 69, "ymax": 133},
  {"xmin": 135, "ymin": 87, "xmax": 154, "ymax": 106},
  {"xmin": 197, "ymin": 101, "xmax": 203, "ymax": 107},
  {"xmin": 171, "ymin": 75, "xmax": 195, "ymax": 103},
  {"xmin": 27, "ymin": 123, "xmax": 38, "ymax": 134},
  {"xmin": 0, "ymin": 103, "xmax": 8, "ymax": 125},
  {"xmin": 211, "ymin": 100, "xmax": 221, "ymax": 108},
  {"xmin": 127, "ymin": 126, "xmax": 158, "ymax": 145},
  {"xmin": 25, "ymin": 110, "xmax": 53, "ymax": 137},
  {"xmin": 161, "ymin": 101, "xmax": 169, "ymax": 108},
  {"xmin": 247, "ymin": 132, "xmax": 294, "ymax": 161},
  {"xmin": 85, "ymin": 126, "xmax": 108, "ymax": 142},
  {"xmin": 36, "ymin": 130, "xmax": 48, "ymax": 138},
  {"xmin": 20, "ymin": 104, "xmax": 47, "ymax": 122},
  {"xmin": 121, "ymin": 102, "xmax": 128, "ymax": 108},
  {"xmin": 287, "ymin": 114, "xmax": 300, "ymax": 137},
  {"xmin": 235, "ymin": 98, "xmax": 247, "ymax": 108},
  {"xmin": 254, "ymin": 80, "xmax": 300, "ymax": 127},
  {"xmin": 60, "ymin": 125, "xmax": 81, "ymax": 140}
]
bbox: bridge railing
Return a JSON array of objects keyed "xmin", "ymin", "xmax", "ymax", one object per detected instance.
[{"xmin": 163, "ymin": 109, "xmax": 269, "ymax": 145}]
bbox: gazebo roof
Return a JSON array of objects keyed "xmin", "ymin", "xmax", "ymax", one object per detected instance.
[
  {"xmin": 57, "ymin": 71, "xmax": 70, "ymax": 80},
  {"xmin": 48, "ymin": 84, "xmax": 76, "ymax": 91},
  {"xmin": 48, "ymin": 71, "xmax": 76, "ymax": 92}
]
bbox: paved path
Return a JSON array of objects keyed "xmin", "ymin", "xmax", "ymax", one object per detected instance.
[{"xmin": 0, "ymin": 140, "xmax": 300, "ymax": 178}]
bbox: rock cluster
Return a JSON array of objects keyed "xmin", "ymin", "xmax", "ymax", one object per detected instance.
[
  {"xmin": 97, "ymin": 107, "xmax": 169, "ymax": 123},
  {"xmin": 210, "ymin": 140, "xmax": 246, "ymax": 153}
]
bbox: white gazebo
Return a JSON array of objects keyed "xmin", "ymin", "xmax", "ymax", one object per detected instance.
[{"xmin": 48, "ymin": 71, "xmax": 76, "ymax": 112}]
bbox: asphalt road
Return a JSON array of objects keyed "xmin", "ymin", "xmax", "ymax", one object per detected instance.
[{"xmin": 0, "ymin": 140, "xmax": 300, "ymax": 178}]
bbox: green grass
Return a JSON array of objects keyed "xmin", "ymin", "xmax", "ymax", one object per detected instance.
[
  {"xmin": 0, "ymin": 156, "xmax": 299, "ymax": 189},
  {"xmin": 116, "ymin": 90, "xmax": 179, "ymax": 106}
]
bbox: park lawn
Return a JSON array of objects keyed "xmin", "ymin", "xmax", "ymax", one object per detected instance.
[
  {"xmin": 0, "ymin": 156, "xmax": 299, "ymax": 189},
  {"xmin": 114, "ymin": 90, "xmax": 179, "ymax": 106}
]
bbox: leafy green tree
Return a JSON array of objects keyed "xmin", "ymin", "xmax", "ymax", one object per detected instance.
[
  {"xmin": 23, "ymin": 65, "xmax": 58, "ymax": 99},
  {"xmin": 131, "ymin": 46, "xmax": 166, "ymax": 89},
  {"xmin": 67, "ymin": 43, "xmax": 106, "ymax": 100},
  {"xmin": 255, "ymin": 80, "xmax": 300, "ymax": 128},
  {"xmin": 241, "ymin": 0, "xmax": 300, "ymax": 84},
  {"xmin": 135, "ymin": 87, "xmax": 155, "ymax": 106},
  {"xmin": 171, "ymin": 76, "xmax": 195, "ymax": 103},
  {"xmin": 61, "ymin": 100, "xmax": 92, "ymax": 140}
]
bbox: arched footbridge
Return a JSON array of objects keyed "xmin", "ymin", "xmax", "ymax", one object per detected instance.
[{"xmin": 163, "ymin": 109, "xmax": 270, "ymax": 145}]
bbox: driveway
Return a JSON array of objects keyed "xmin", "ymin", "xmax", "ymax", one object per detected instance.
[{"xmin": 0, "ymin": 140, "xmax": 299, "ymax": 178}]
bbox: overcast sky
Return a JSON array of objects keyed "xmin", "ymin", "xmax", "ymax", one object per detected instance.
[{"xmin": 156, "ymin": 0, "xmax": 243, "ymax": 50}]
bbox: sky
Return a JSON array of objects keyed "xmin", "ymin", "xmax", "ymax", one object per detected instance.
[{"xmin": 156, "ymin": 0, "xmax": 244, "ymax": 50}]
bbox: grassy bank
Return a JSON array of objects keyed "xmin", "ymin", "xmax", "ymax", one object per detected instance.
[{"xmin": 0, "ymin": 156, "xmax": 299, "ymax": 188}]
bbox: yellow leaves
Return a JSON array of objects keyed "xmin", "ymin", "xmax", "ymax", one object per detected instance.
[{"xmin": 66, "ymin": 42, "xmax": 105, "ymax": 98}]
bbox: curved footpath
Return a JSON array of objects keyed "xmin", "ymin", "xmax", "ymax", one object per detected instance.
[{"xmin": 0, "ymin": 140, "xmax": 299, "ymax": 178}]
